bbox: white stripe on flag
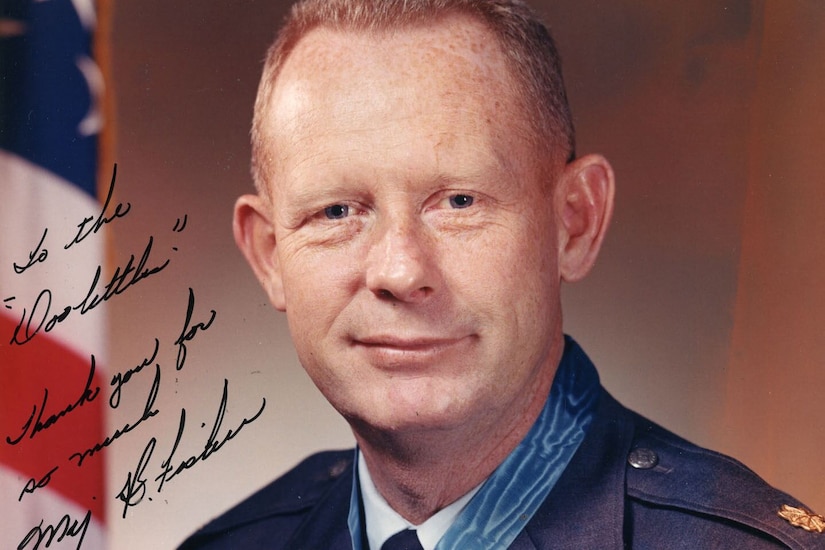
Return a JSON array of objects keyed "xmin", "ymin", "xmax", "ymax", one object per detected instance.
[
  {"xmin": 1, "ymin": 151, "xmax": 109, "ymax": 547},
  {"xmin": 0, "ymin": 149, "xmax": 107, "ymax": 365},
  {"xmin": 0, "ymin": 464, "xmax": 106, "ymax": 549}
]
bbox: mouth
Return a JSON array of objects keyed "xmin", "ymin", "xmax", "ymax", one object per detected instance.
[{"xmin": 351, "ymin": 334, "xmax": 472, "ymax": 367}]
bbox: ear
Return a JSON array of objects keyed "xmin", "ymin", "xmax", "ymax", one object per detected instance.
[
  {"xmin": 555, "ymin": 154, "xmax": 615, "ymax": 282},
  {"xmin": 233, "ymin": 194, "xmax": 286, "ymax": 310}
]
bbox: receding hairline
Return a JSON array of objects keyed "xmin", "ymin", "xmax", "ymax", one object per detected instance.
[{"xmin": 251, "ymin": 1, "xmax": 575, "ymax": 198}]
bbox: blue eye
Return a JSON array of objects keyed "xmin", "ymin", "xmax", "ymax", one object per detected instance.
[
  {"xmin": 449, "ymin": 194, "xmax": 474, "ymax": 209},
  {"xmin": 324, "ymin": 204, "xmax": 349, "ymax": 219}
]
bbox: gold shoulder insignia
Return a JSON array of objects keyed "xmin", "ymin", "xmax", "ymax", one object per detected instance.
[{"xmin": 778, "ymin": 504, "xmax": 825, "ymax": 533}]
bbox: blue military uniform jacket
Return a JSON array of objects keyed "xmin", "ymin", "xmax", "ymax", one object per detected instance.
[{"xmin": 179, "ymin": 389, "xmax": 824, "ymax": 549}]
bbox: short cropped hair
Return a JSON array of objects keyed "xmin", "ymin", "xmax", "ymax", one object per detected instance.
[{"xmin": 251, "ymin": 0, "xmax": 575, "ymax": 197}]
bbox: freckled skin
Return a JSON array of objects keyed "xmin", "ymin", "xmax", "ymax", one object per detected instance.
[
  {"xmin": 238, "ymin": 14, "xmax": 603, "ymax": 522},
  {"xmin": 266, "ymin": 18, "xmax": 562, "ymax": 434}
]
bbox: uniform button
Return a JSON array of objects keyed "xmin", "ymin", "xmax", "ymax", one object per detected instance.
[
  {"xmin": 628, "ymin": 447, "xmax": 659, "ymax": 469},
  {"xmin": 328, "ymin": 459, "xmax": 350, "ymax": 478}
]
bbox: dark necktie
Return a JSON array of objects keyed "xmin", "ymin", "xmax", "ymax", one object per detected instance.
[{"xmin": 381, "ymin": 529, "xmax": 424, "ymax": 550}]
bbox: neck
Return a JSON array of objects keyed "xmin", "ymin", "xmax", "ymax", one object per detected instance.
[{"xmin": 352, "ymin": 343, "xmax": 563, "ymax": 525}]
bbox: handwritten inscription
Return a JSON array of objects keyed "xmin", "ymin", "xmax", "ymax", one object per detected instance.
[
  {"xmin": 117, "ymin": 381, "xmax": 267, "ymax": 518},
  {"xmin": 110, "ymin": 337, "xmax": 159, "ymax": 409},
  {"xmin": 6, "ymin": 358, "xmax": 100, "ymax": 446},
  {"xmin": 69, "ymin": 363, "xmax": 162, "ymax": 468},
  {"xmin": 116, "ymin": 437, "xmax": 156, "ymax": 517},
  {"xmin": 175, "ymin": 287, "xmax": 217, "ymax": 371},
  {"xmin": 5, "ymin": 164, "xmax": 171, "ymax": 348},
  {"xmin": 10, "ymin": 235, "xmax": 170, "ymax": 346},
  {"xmin": 13, "ymin": 228, "xmax": 48, "ymax": 275},
  {"xmin": 156, "ymin": 382, "xmax": 266, "ymax": 490},
  {"xmin": 64, "ymin": 164, "xmax": 131, "ymax": 250},
  {"xmin": 3, "ymin": 164, "xmax": 267, "ymax": 550},
  {"xmin": 18, "ymin": 466, "xmax": 59, "ymax": 502},
  {"xmin": 17, "ymin": 509, "xmax": 91, "ymax": 550}
]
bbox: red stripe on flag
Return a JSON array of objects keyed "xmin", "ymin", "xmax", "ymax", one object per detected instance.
[{"xmin": 0, "ymin": 312, "xmax": 107, "ymax": 520}]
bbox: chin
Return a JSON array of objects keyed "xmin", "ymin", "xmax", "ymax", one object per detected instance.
[
  {"xmin": 318, "ymin": 361, "xmax": 481, "ymax": 434},
  {"xmin": 346, "ymin": 392, "xmax": 474, "ymax": 437}
]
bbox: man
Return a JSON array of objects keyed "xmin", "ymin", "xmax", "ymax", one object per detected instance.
[{"xmin": 181, "ymin": 0, "xmax": 824, "ymax": 548}]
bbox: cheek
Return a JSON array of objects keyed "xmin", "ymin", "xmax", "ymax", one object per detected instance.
[
  {"xmin": 473, "ymin": 225, "xmax": 559, "ymax": 326},
  {"xmin": 461, "ymin": 221, "xmax": 553, "ymax": 286},
  {"xmin": 279, "ymin": 242, "xmax": 361, "ymax": 307},
  {"xmin": 278, "ymin": 248, "xmax": 365, "ymax": 373},
  {"xmin": 440, "ymin": 230, "xmax": 545, "ymax": 336}
]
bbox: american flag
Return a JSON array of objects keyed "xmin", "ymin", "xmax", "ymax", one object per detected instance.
[{"xmin": 1, "ymin": 0, "xmax": 109, "ymax": 547}]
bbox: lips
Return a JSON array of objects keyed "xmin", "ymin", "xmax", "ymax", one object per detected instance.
[
  {"xmin": 355, "ymin": 335, "xmax": 462, "ymax": 348},
  {"xmin": 350, "ymin": 334, "xmax": 472, "ymax": 367}
]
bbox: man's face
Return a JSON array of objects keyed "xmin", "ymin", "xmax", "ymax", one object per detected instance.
[{"xmin": 258, "ymin": 17, "xmax": 566, "ymax": 437}]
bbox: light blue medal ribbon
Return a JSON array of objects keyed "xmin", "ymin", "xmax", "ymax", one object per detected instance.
[
  {"xmin": 434, "ymin": 336, "xmax": 600, "ymax": 549},
  {"xmin": 349, "ymin": 452, "xmax": 365, "ymax": 550},
  {"xmin": 349, "ymin": 336, "xmax": 601, "ymax": 550}
]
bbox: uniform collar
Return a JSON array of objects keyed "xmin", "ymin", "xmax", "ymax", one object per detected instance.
[
  {"xmin": 357, "ymin": 451, "xmax": 482, "ymax": 550},
  {"xmin": 283, "ymin": 385, "xmax": 632, "ymax": 550},
  {"xmin": 347, "ymin": 336, "xmax": 603, "ymax": 550}
]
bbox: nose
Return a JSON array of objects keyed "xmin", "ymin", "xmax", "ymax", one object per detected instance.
[{"xmin": 365, "ymin": 216, "xmax": 439, "ymax": 303}]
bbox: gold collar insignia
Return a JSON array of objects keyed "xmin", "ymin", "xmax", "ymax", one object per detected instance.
[{"xmin": 778, "ymin": 504, "xmax": 825, "ymax": 533}]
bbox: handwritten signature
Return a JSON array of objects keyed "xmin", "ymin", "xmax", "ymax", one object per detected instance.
[
  {"xmin": 17, "ymin": 509, "xmax": 91, "ymax": 550},
  {"xmin": 117, "ymin": 379, "xmax": 267, "ymax": 518},
  {"xmin": 6, "ymin": 164, "xmax": 266, "ymax": 550},
  {"xmin": 13, "ymin": 284, "xmax": 241, "ymax": 547}
]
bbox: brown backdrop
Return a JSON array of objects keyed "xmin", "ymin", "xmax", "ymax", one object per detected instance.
[{"xmin": 108, "ymin": 1, "xmax": 825, "ymax": 547}]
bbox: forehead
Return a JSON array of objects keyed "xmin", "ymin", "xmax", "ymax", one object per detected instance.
[
  {"xmin": 261, "ymin": 15, "xmax": 536, "ymax": 189},
  {"xmin": 282, "ymin": 14, "xmax": 506, "ymax": 84}
]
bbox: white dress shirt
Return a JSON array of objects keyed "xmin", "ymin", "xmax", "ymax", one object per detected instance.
[{"xmin": 358, "ymin": 451, "xmax": 482, "ymax": 550}]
